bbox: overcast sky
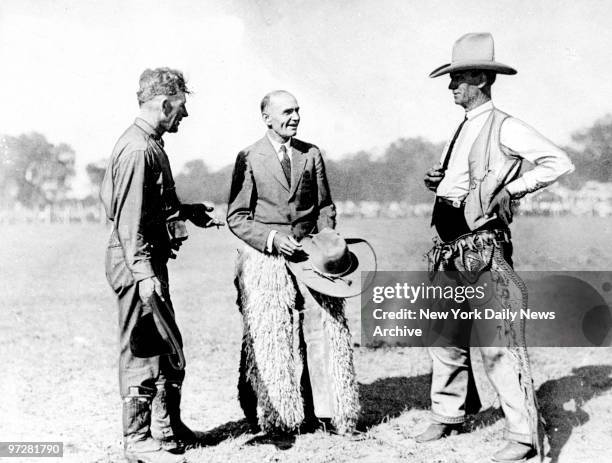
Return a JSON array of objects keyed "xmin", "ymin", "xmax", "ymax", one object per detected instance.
[{"xmin": 1, "ymin": 0, "xmax": 611, "ymax": 193}]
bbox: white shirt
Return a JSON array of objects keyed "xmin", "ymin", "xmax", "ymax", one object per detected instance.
[
  {"xmin": 436, "ymin": 101, "xmax": 574, "ymax": 199},
  {"xmin": 267, "ymin": 134, "xmax": 292, "ymax": 167},
  {"xmin": 266, "ymin": 134, "xmax": 293, "ymax": 253}
]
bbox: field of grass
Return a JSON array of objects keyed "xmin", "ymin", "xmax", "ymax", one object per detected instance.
[{"xmin": 1, "ymin": 216, "xmax": 611, "ymax": 463}]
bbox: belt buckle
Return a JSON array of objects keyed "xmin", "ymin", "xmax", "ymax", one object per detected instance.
[{"xmin": 452, "ymin": 199, "xmax": 461, "ymax": 208}]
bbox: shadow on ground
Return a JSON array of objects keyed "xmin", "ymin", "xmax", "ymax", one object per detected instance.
[
  {"xmin": 187, "ymin": 418, "xmax": 298, "ymax": 451},
  {"xmin": 538, "ymin": 365, "xmax": 612, "ymax": 463},
  {"xmin": 243, "ymin": 433, "xmax": 296, "ymax": 450},
  {"xmin": 357, "ymin": 374, "xmax": 432, "ymax": 429},
  {"xmin": 186, "ymin": 364, "xmax": 612, "ymax": 457},
  {"xmin": 356, "ymin": 365, "xmax": 612, "ymax": 463},
  {"xmin": 459, "ymin": 364, "xmax": 612, "ymax": 462},
  {"xmin": 193, "ymin": 419, "xmax": 254, "ymax": 447}
]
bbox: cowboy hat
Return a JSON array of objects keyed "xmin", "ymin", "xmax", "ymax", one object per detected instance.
[
  {"xmin": 429, "ymin": 32, "xmax": 517, "ymax": 78},
  {"xmin": 286, "ymin": 228, "xmax": 377, "ymax": 298}
]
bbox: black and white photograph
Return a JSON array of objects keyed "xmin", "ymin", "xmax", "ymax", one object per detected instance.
[{"xmin": 1, "ymin": 1, "xmax": 611, "ymax": 462}]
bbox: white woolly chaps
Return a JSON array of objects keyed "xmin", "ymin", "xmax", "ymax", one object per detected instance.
[{"xmin": 234, "ymin": 246, "xmax": 359, "ymax": 434}]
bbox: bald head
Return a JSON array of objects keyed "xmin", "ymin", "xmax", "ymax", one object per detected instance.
[
  {"xmin": 260, "ymin": 90, "xmax": 296, "ymax": 114},
  {"xmin": 261, "ymin": 90, "xmax": 300, "ymax": 141}
]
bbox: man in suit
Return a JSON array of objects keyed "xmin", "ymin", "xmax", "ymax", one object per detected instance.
[
  {"xmin": 418, "ymin": 33, "xmax": 573, "ymax": 462},
  {"xmin": 227, "ymin": 90, "xmax": 359, "ymax": 435},
  {"xmin": 101, "ymin": 67, "xmax": 222, "ymax": 463}
]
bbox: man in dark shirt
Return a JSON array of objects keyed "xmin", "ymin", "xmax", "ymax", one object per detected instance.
[{"xmin": 101, "ymin": 67, "xmax": 222, "ymax": 463}]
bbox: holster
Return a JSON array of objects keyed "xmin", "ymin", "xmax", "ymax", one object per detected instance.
[
  {"xmin": 426, "ymin": 229, "xmax": 510, "ymax": 283},
  {"xmin": 166, "ymin": 214, "xmax": 188, "ymax": 259}
]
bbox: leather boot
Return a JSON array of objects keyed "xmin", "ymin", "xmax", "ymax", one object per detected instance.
[
  {"xmin": 491, "ymin": 441, "xmax": 536, "ymax": 462},
  {"xmin": 151, "ymin": 382, "xmax": 197, "ymax": 452},
  {"xmin": 123, "ymin": 391, "xmax": 185, "ymax": 463},
  {"xmin": 415, "ymin": 422, "xmax": 462, "ymax": 443}
]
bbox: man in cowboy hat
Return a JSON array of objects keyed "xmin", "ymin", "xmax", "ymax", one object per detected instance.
[
  {"xmin": 419, "ymin": 33, "xmax": 573, "ymax": 462},
  {"xmin": 101, "ymin": 67, "xmax": 223, "ymax": 463},
  {"xmin": 226, "ymin": 90, "xmax": 367, "ymax": 436}
]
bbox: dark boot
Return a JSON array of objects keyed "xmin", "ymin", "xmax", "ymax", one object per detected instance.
[
  {"xmin": 123, "ymin": 392, "xmax": 185, "ymax": 463},
  {"xmin": 151, "ymin": 382, "xmax": 197, "ymax": 452}
]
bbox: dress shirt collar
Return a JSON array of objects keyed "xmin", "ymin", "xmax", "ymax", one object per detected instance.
[
  {"xmin": 266, "ymin": 133, "xmax": 292, "ymax": 156},
  {"xmin": 134, "ymin": 118, "xmax": 164, "ymax": 145},
  {"xmin": 465, "ymin": 100, "xmax": 494, "ymax": 120}
]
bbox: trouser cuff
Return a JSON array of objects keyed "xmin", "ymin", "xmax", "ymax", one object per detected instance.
[
  {"xmin": 431, "ymin": 411, "xmax": 466, "ymax": 424},
  {"xmin": 504, "ymin": 428, "xmax": 533, "ymax": 445}
]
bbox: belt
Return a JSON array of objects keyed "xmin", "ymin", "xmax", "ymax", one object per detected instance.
[{"xmin": 436, "ymin": 196, "xmax": 465, "ymax": 208}]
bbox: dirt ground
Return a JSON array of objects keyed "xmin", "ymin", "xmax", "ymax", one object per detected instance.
[{"xmin": 1, "ymin": 217, "xmax": 611, "ymax": 463}]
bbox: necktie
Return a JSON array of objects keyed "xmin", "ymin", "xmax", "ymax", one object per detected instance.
[
  {"xmin": 279, "ymin": 144, "xmax": 291, "ymax": 187},
  {"xmin": 441, "ymin": 115, "xmax": 468, "ymax": 172}
]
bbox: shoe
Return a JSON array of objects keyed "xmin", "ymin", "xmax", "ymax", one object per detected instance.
[
  {"xmin": 125, "ymin": 439, "xmax": 185, "ymax": 463},
  {"xmin": 151, "ymin": 382, "xmax": 198, "ymax": 452},
  {"xmin": 123, "ymin": 394, "xmax": 185, "ymax": 463},
  {"xmin": 415, "ymin": 422, "xmax": 462, "ymax": 443},
  {"xmin": 299, "ymin": 417, "xmax": 323, "ymax": 434},
  {"xmin": 491, "ymin": 441, "xmax": 536, "ymax": 462}
]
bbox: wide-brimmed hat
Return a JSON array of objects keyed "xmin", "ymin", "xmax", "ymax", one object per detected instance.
[
  {"xmin": 286, "ymin": 228, "xmax": 377, "ymax": 298},
  {"xmin": 429, "ymin": 32, "xmax": 517, "ymax": 78}
]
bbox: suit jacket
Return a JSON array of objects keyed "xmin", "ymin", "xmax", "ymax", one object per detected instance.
[{"xmin": 227, "ymin": 135, "xmax": 336, "ymax": 252}]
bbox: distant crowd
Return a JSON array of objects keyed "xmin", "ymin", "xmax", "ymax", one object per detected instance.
[{"xmin": 1, "ymin": 179, "xmax": 610, "ymax": 225}]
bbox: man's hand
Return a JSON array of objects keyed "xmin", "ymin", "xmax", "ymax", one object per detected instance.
[
  {"xmin": 486, "ymin": 188, "xmax": 513, "ymax": 225},
  {"xmin": 273, "ymin": 232, "xmax": 302, "ymax": 257},
  {"xmin": 424, "ymin": 165, "xmax": 445, "ymax": 192},
  {"xmin": 185, "ymin": 203, "xmax": 226, "ymax": 229},
  {"xmin": 139, "ymin": 276, "xmax": 165, "ymax": 302}
]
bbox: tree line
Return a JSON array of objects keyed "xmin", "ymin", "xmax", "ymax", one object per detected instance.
[
  {"xmin": 2, "ymin": 115, "xmax": 612, "ymax": 208},
  {"xmin": 172, "ymin": 115, "xmax": 612, "ymax": 205},
  {"xmin": 172, "ymin": 137, "xmax": 445, "ymax": 205}
]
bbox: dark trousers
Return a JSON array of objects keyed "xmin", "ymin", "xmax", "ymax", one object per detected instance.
[
  {"xmin": 431, "ymin": 198, "xmax": 471, "ymax": 242},
  {"xmin": 432, "ymin": 199, "xmax": 513, "ymax": 265},
  {"xmin": 105, "ymin": 246, "xmax": 184, "ymax": 398}
]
